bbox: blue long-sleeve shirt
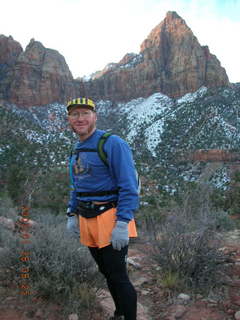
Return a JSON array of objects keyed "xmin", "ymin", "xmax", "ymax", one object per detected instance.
[{"xmin": 68, "ymin": 129, "xmax": 139, "ymax": 222}]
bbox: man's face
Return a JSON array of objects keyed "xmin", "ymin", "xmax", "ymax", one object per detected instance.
[{"xmin": 68, "ymin": 106, "xmax": 97, "ymax": 140}]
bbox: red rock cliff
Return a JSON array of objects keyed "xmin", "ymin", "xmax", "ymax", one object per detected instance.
[
  {"xmin": 0, "ymin": 35, "xmax": 23, "ymax": 101},
  {"xmin": 0, "ymin": 38, "xmax": 76, "ymax": 106},
  {"xmin": 187, "ymin": 150, "xmax": 240, "ymax": 162},
  {"xmin": 82, "ymin": 11, "xmax": 229, "ymax": 102},
  {"xmin": 0, "ymin": 11, "xmax": 230, "ymax": 107}
]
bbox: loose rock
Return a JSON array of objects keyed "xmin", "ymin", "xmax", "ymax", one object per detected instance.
[
  {"xmin": 177, "ymin": 293, "xmax": 191, "ymax": 301},
  {"xmin": 235, "ymin": 310, "xmax": 240, "ymax": 320}
]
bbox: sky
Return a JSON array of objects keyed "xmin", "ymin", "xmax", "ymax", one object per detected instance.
[{"xmin": 0, "ymin": 0, "xmax": 239, "ymax": 83}]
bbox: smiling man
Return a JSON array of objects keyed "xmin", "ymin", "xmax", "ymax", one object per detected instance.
[
  {"xmin": 68, "ymin": 99, "xmax": 97, "ymax": 139},
  {"xmin": 66, "ymin": 97, "xmax": 139, "ymax": 320}
]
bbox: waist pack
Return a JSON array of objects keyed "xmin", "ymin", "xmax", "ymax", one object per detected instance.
[{"xmin": 77, "ymin": 201, "xmax": 117, "ymax": 219}]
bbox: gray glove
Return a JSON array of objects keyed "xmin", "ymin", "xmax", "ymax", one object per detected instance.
[
  {"xmin": 66, "ymin": 215, "xmax": 79, "ymax": 238},
  {"xmin": 111, "ymin": 221, "xmax": 129, "ymax": 250}
]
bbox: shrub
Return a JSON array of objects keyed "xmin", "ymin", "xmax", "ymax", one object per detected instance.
[
  {"xmin": 0, "ymin": 194, "xmax": 17, "ymax": 220},
  {"xmin": 0, "ymin": 211, "xmax": 103, "ymax": 318},
  {"xmin": 137, "ymin": 204, "xmax": 167, "ymax": 240},
  {"xmin": 31, "ymin": 167, "xmax": 69, "ymax": 214},
  {"xmin": 160, "ymin": 271, "xmax": 183, "ymax": 291},
  {"xmin": 209, "ymin": 210, "xmax": 237, "ymax": 231},
  {"xmin": 153, "ymin": 225, "xmax": 225, "ymax": 292},
  {"xmin": 152, "ymin": 184, "xmax": 230, "ymax": 293}
]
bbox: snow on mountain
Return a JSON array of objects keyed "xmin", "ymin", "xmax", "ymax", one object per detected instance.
[
  {"xmin": 2, "ymin": 84, "xmax": 240, "ymax": 190},
  {"xmin": 119, "ymin": 53, "xmax": 144, "ymax": 69},
  {"xmin": 177, "ymin": 86, "xmax": 208, "ymax": 104},
  {"xmin": 121, "ymin": 93, "xmax": 173, "ymax": 155},
  {"xmin": 98, "ymin": 85, "xmax": 240, "ymax": 189},
  {"xmin": 96, "ymin": 85, "xmax": 240, "ymax": 161},
  {"xmin": 144, "ymin": 119, "xmax": 165, "ymax": 156}
]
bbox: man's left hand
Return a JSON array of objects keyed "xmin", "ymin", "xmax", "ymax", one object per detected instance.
[{"xmin": 111, "ymin": 221, "xmax": 129, "ymax": 250}]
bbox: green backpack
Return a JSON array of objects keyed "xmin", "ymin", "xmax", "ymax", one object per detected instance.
[{"xmin": 97, "ymin": 132, "xmax": 141, "ymax": 194}]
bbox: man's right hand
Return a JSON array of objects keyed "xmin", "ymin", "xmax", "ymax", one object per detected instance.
[{"xmin": 66, "ymin": 214, "xmax": 80, "ymax": 238}]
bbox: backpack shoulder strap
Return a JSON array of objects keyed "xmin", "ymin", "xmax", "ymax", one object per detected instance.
[
  {"xmin": 97, "ymin": 132, "xmax": 112, "ymax": 167},
  {"xmin": 69, "ymin": 132, "xmax": 112, "ymax": 166},
  {"xmin": 68, "ymin": 148, "xmax": 74, "ymax": 186}
]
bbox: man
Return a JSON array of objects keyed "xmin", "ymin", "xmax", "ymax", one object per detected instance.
[{"xmin": 66, "ymin": 97, "xmax": 139, "ymax": 320}]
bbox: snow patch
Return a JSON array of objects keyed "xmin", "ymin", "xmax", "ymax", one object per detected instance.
[
  {"xmin": 124, "ymin": 93, "xmax": 173, "ymax": 153},
  {"xmin": 119, "ymin": 53, "xmax": 143, "ymax": 69},
  {"xmin": 177, "ymin": 86, "xmax": 207, "ymax": 104},
  {"xmin": 145, "ymin": 119, "xmax": 165, "ymax": 156}
]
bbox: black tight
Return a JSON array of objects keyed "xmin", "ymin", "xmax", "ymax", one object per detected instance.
[{"xmin": 89, "ymin": 245, "xmax": 137, "ymax": 320}]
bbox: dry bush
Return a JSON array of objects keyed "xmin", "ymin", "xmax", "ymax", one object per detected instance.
[
  {"xmin": 0, "ymin": 210, "xmax": 103, "ymax": 317},
  {"xmin": 153, "ymin": 226, "xmax": 226, "ymax": 291},
  {"xmin": 152, "ymin": 184, "xmax": 232, "ymax": 293},
  {"xmin": 0, "ymin": 194, "xmax": 17, "ymax": 220}
]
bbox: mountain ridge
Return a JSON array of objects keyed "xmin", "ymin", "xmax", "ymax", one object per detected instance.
[
  {"xmin": 0, "ymin": 11, "xmax": 230, "ymax": 107},
  {"xmin": 2, "ymin": 83, "xmax": 240, "ymax": 193},
  {"xmin": 83, "ymin": 11, "xmax": 229, "ymax": 102}
]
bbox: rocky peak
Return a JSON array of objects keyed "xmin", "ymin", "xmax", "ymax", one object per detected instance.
[
  {"xmin": 1, "ymin": 39, "xmax": 75, "ymax": 106},
  {"xmin": 82, "ymin": 11, "xmax": 229, "ymax": 102},
  {"xmin": 17, "ymin": 40, "xmax": 46, "ymax": 65},
  {"xmin": 17, "ymin": 40, "xmax": 73, "ymax": 77},
  {"xmin": 0, "ymin": 35, "xmax": 22, "ymax": 65},
  {"xmin": 140, "ymin": 11, "xmax": 191, "ymax": 51},
  {"xmin": 0, "ymin": 35, "xmax": 23, "ymax": 102},
  {"xmin": 0, "ymin": 11, "xmax": 231, "ymax": 106}
]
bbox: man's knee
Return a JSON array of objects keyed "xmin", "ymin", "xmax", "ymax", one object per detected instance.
[
  {"xmin": 107, "ymin": 271, "xmax": 129, "ymax": 284},
  {"xmin": 97, "ymin": 265, "xmax": 108, "ymax": 278}
]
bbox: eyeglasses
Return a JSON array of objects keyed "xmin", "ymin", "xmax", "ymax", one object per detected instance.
[{"xmin": 68, "ymin": 111, "xmax": 93, "ymax": 119}]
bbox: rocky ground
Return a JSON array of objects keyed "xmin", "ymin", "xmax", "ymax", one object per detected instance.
[
  {"xmin": 0, "ymin": 221, "xmax": 240, "ymax": 320},
  {"xmin": 127, "ymin": 230, "xmax": 240, "ymax": 320}
]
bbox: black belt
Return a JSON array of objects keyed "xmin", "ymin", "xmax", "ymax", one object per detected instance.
[
  {"xmin": 77, "ymin": 201, "xmax": 117, "ymax": 219},
  {"xmin": 76, "ymin": 190, "xmax": 119, "ymax": 197}
]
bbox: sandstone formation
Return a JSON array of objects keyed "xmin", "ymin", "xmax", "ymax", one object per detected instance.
[
  {"xmin": 0, "ymin": 12, "xmax": 230, "ymax": 106},
  {"xmin": 184, "ymin": 149, "xmax": 240, "ymax": 182},
  {"xmin": 0, "ymin": 37, "xmax": 76, "ymax": 106},
  {"xmin": 82, "ymin": 11, "xmax": 229, "ymax": 102},
  {"xmin": 187, "ymin": 149, "xmax": 240, "ymax": 162},
  {"xmin": 0, "ymin": 35, "xmax": 22, "ymax": 66},
  {"xmin": 10, "ymin": 39, "xmax": 77, "ymax": 106},
  {"xmin": 0, "ymin": 35, "xmax": 23, "ymax": 100}
]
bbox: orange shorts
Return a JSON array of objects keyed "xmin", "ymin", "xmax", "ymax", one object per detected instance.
[{"xmin": 78, "ymin": 208, "xmax": 137, "ymax": 248}]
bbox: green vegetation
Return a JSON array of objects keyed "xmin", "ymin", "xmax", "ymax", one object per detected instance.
[
  {"xmin": 148, "ymin": 184, "xmax": 236, "ymax": 294},
  {"xmin": 0, "ymin": 201, "xmax": 104, "ymax": 318},
  {"xmin": 0, "ymin": 106, "xmax": 71, "ymax": 211},
  {"xmin": 1, "ymin": 85, "xmax": 240, "ymax": 311}
]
